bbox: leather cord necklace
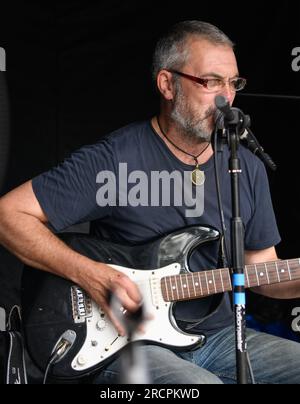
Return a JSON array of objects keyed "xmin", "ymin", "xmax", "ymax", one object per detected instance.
[{"xmin": 156, "ymin": 117, "xmax": 211, "ymax": 186}]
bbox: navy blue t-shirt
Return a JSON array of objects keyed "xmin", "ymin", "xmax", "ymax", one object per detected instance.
[{"xmin": 32, "ymin": 120, "xmax": 281, "ymax": 336}]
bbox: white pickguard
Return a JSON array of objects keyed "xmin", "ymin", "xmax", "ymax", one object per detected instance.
[{"xmin": 71, "ymin": 263, "xmax": 202, "ymax": 372}]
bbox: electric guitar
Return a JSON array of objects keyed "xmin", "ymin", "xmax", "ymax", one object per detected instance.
[{"xmin": 21, "ymin": 225, "xmax": 300, "ymax": 379}]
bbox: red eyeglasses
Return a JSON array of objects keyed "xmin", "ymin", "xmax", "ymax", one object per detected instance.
[{"xmin": 169, "ymin": 70, "xmax": 247, "ymax": 93}]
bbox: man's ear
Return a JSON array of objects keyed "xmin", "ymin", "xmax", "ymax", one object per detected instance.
[{"xmin": 156, "ymin": 70, "xmax": 176, "ymax": 101}]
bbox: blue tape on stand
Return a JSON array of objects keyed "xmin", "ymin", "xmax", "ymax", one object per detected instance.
[
  {"xmin": 233, "ymin": 274, "xmax": 245, "ymax": 287},
  {"xmin": 234, "ymin": 293, "xmax": 246, "ymax": 306}
]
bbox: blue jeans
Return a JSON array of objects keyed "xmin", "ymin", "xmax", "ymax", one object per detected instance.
[{"xmin": 94, "ymin": 326, "xmax": 300, "ymax": 384}]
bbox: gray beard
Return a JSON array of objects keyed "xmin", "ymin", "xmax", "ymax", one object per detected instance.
[{"xmin": 170, "ymin": 86, "xmax": 215, "ymax": 143}]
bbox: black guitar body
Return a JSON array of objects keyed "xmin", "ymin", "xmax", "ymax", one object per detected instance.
[{"xmin": 21, "ymin": 225, "xmax": 221, "ymax": 379}]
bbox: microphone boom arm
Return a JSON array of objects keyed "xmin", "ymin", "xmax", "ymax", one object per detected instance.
[{"xmin": 215, "ymin": 96, "xmax": 277, "ymax": 171}]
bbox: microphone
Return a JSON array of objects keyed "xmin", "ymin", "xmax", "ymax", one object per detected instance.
[
  {"xmin": 215, "ymin": 95, "xmax": 251, "ymax": 132},
  {"xmin": 215, "ymin": 95, "xmax": 235, "ymax": 122},
  {"xmin": 214, "ymin": 96, "xmax": 277, "ymax": 171}
]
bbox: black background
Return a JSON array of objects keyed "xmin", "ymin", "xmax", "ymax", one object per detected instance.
[{"xmin": 0, "ymin": 1, "xmax": 300, "ymax": 335}]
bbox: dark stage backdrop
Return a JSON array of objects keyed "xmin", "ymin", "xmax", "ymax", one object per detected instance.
[{"xmin": 0, "ymin": 1, "xmax": 300, "ymax": 337}]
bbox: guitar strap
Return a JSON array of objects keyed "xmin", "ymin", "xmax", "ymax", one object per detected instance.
[
  {"xmin": 5, "ymin": 331, "xmax": 28, "ymax": 384},
  {"xmin": 0, "ymin": 306, "xmax": 28, "ymax": 384}
]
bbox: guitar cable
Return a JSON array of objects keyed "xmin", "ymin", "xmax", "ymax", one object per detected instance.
[
  {"xmin": 43, "ymin": 330, "xmax": 76, "ymax": 384},
  {"xmin": 43, "ymin": 338, "xmax": 72, "ymax": 384},
  {"xmin": 212, "ymin": 120, "xmax": 256, "ymax": 385}
]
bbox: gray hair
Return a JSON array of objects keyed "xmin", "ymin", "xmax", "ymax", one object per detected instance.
[{"xmin": 152, "ymin": 21, "xmax": 234, "ymax": 82}]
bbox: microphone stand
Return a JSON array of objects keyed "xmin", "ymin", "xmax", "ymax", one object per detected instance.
[
  {"xmin": 215, "ymin": 95, "xmax": 277, "ymax": 384},
  {"xmin": 215, "ymin": 98, "xmax": 249, "ymax": 384}
]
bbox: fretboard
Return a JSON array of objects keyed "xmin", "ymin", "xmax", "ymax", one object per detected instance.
[{"xmin": 161, "ymin": 259, "xmax": 300, "ymax": 302}]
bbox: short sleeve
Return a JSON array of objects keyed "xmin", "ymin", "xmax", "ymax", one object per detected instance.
[
  {"xmin": 32, "ymin": 139, "xmax": 116, "ymax": 232},
  {"xmin": 244, "ymin": 161, "xmax": 281, "ymax": 250}
]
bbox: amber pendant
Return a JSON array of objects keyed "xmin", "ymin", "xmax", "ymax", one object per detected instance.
[{"xmin": 191, "ymin": 165, "xmax": 205, "ymax": 186}]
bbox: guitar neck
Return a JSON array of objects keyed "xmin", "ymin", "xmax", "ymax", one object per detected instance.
[{"xmin": 161, "ymin": 259, "xmax": 300, "ymax": 302}]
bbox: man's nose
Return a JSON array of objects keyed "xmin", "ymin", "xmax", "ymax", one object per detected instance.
[{"xmin": 219, "ymin": 82, "xmax": 236, "ymax": 105}]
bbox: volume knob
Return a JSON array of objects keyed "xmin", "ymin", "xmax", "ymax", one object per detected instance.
[
  {"xmin": 96, "ymin": 319, "xmax": 106, "ymax": 331},
  {"xmin": 77, "ymin": 356, "xmax": 86, "ymax": 367}
]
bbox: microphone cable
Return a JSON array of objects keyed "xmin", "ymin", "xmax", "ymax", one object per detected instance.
[{"xmin": 212, "ymin": 117, "xmax": 230, "ymax": 269}]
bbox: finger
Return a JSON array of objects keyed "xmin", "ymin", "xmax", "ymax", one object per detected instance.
[
  {"xmin": 113, "ymin": 285, "xmax": 142, "ymax": 313},
  {"xmin": 113, "ymin": 275, "xmax": 142, "ymax": 304},
  {"xmin": 136, "ymin": 313, "xmax": 154, "ymax": 335},
  {"xmin": 101, "ymin": 302, "xmax": 127, "ymax": 337}
]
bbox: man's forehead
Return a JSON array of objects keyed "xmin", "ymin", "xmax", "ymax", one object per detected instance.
[
  {"xmin": 187, "ymin": 38, "xmax": 235, "ymax": 59},
  {"xmin": 185, "ymin": 38, "xmax": 238, "ymax": 73}
]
